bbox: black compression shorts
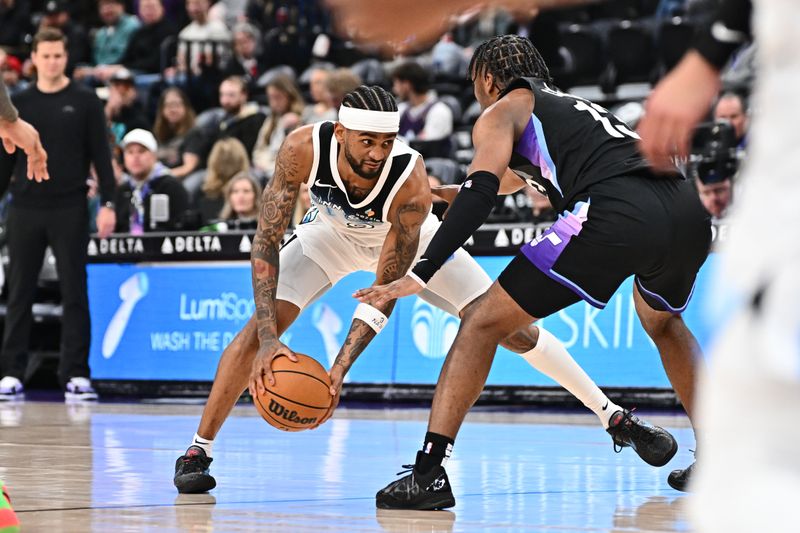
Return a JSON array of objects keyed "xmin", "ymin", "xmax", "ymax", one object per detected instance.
[{"xmin": 498, "ymin": 175, "xmax": 712, "ymax": 318}]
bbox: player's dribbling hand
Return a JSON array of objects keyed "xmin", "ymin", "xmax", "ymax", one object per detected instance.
[
  {"xmin": 248, "ymin": 340, "xmax": 297, "ymax": 397},
  {"xmin": 354, "ymin": 275, "xmax": 424, "ymax": 308}
]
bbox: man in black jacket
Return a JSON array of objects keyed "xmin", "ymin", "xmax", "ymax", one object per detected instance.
[
  {"xmin": 0, "ymin": 28, "xmax": 116, "ymax": 402},
  {"xmin": 114, "ymin": 128, "xmax": 189, "ymax": 233},
  {"xmin": 120, "ymin": 0, "xmax": 178, "ymax": 75}
]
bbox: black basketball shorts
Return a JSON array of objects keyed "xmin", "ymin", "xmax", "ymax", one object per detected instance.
[{"xmin": 497, "ymin": 175, "xmax": 712, "ymax": 318}]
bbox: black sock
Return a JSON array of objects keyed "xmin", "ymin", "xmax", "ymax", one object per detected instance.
[{"xmin": 415, "ymin": 431, "xmax": 454, "ymax": 474}]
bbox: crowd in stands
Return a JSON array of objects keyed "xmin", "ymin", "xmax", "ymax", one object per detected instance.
[{"xmin": 0, "ymin": 0, "xmax": 753, "ymax": 235}]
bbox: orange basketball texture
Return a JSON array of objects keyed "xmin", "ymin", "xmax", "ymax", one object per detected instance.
[{"xmin": 254, "ymin": 353, "xmax": 333, "ymax": 432}]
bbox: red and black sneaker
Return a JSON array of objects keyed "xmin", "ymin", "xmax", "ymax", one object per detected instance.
[
  {"xmin": 607, "ymin": 409, "xmax": 678, "ymax": 467},
  {"xmin": 174, "ymin": 446, "xmax": 216, "ymax": 494}
]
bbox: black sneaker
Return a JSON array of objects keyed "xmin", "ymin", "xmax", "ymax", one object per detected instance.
[
  {"xmin": 667, "ymin": 461, "xmax": 694, "ymax": 492},
  {"xmin": 376, "ymin": 452, "xmax": 456, "ymax": 510},
  {"xmin": 606, "ymin": 409, "xmax": 678, "ymax": 467},
  {"xmin": 174, "ymin": 446, "xmax": 216, "ymax": 494}
]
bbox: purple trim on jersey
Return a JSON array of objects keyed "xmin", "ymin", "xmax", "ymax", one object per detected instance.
[
  {"xmin": 548, "ymin": 269, "xmax": 608, "ymax": 309},
  {"xmin": 635, "ymin": 277, "xmax": 695, "ymax": 314},
  {"xmin": 514, "ymin": 115, "xmax": 562, "ymax": 197},
  {"xmin": 520, "ymin": 201, "xmax": 607, "ymax": 308}
]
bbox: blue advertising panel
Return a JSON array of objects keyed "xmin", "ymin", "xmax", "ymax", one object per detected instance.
[{"xmin": 88, "ymin": 255, "xmax": 717, "ymax": 387}]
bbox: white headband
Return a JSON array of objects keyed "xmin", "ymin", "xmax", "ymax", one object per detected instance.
[{"xmin": 338, "ymin": 106, "xmax": 400, "ymax": 133}]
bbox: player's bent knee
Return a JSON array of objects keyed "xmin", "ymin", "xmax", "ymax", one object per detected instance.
[
  {"xmin": 640, "ymin": 312, "xmax": 685, "ymax": 342},
  {"xmin": 460, "ymin": 308, "xmax": 519, "ymax": 344}
]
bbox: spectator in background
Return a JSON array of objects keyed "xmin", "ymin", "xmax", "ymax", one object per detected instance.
[
  {"xmin": 430, "ymin": 33, "xmax": 468, "ymax": 78},
  {"xmin": 105, "ymin": 68, "xmax": 150, "ymax": 143},
  {"xmin": 696, "ymin": 174, "xmax": 733, "ymax": 220},
  {"xmin": 214, "ymin": 76, "xmax": 266, "ymax": 155},
  {"xmin": 301, "ymin": 65, "xmax": 336, "ymax": 123},
  {"xmin": 117, "ymin": 0, "xmax": 178, "ymax": 75},
  {"xmin": 323, "ymin": 67, "xmax": 361, "ymax": 115},
  {"xmin": 153, "ymin": 87, "xmax": 203, "ymax": 180},
  {"xmin": 174, "ymin": 76, "xmax": 264, "ymax": 195},
  {"xmin": 221, "ymin": 22, "xmax": 265, "ymax": 90},
  {"xmin": 114, "ymin": 128, "xmax": 188, "ymax": 232},
  {"xmin": 0, "ymin": 28, "xmax": 116, "ymax": 402},
  {"xmin": 252, "ymin": 75, "xmax": 304, "ymax": 178},
  {"xmin": 391, "ymin": 61, "xmax": 453, "ymax": 157},
  {"xmin": 175, "ymin": 0, "xmax": 232, "ymax": 110},
  {"xmin": 177, "ymin": 0, "xmax": 232, "ymax": 75},
  {"xmin": 713, "ymin": 92, "xmax": 748, "ymax": 149},
  {"xmin": 0, "ymin": 52, "xmax": 28, "ymax": 96},
  {"xmin": 0, "ymin": 0, "xmax": 32, "ymax": 50},
  {"xmin": 37, "ymin": 0, "xmax": 91, "ymax": 76},
  {"xmin": 215, "ymin": 172, "xmax": 261, "ymax": 230},
  {"xmin": 195, "ymin": 137, "xmax": 249, "ymax": 223},
  {"xmin": 208, "ymin": 0, "xmax": 249, "ymax": 29},
  {"xmin": 74, "ymin": 0, "xmax": 140, "ymax": 83}
]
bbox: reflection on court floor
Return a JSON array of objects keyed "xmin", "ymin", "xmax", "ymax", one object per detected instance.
[{"xmin": 0, "ymin": 402, "xmax": 694, "ymax": 532}]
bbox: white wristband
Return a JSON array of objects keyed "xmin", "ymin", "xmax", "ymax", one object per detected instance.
[{"xmin": 353, "ymin": 302, "xmax": 389, "ymax": 334}]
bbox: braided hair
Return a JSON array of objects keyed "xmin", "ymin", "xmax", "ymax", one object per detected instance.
[
  {"xmin": 341, "ymin": 85, "xmax": 398, "ymax": 112},
  {"xmin": 468, "ymin": 35, "xmax": 552, "ymax": 88}
]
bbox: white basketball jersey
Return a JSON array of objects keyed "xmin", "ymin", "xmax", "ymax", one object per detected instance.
[{"xmin": 300, "ymin": 121, "xmax": 421, "ymax": 248}]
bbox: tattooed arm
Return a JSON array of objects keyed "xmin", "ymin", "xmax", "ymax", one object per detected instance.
[
  {"xmin": 248, "ymin": 126, "xmax": 314, "ymax": 397},
  {"xmin": 320, "ymin": 158, "xmax": 432, "ymax": 421}
]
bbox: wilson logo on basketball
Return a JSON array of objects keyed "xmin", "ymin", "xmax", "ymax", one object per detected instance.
[{"xmin": 268, "ymin": 398, "xmax": 318, "ymax": 425}]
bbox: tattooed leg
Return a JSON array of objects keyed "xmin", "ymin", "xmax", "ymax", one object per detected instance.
[{"xmin": 197, "ymin": 300, "xmax": 301, "ymax": 440}]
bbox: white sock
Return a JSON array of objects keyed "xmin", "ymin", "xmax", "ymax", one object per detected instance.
[
  {"xmin": 520, "ymin": 327, "xmax": 623, "ymax": 429},
  {"xmin": 190, "ymin": 433, "xmax": 214, "ymax": 457}
]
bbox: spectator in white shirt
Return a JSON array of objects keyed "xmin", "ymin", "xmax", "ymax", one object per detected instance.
[{"xmin": 391, "ymin": 61, "xmax": 453, "ymax": 143}]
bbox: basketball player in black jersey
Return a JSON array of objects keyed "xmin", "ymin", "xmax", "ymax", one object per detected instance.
[{"xmin": 358, "ymin": 35, "xmax": 711, "ymax": 508}]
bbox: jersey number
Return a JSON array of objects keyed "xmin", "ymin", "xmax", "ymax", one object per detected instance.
[{"xmin": 573, "ymin": 100, "xmax": 640, "ymax": 140}]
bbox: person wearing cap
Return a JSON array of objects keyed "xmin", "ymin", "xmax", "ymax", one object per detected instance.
[
  {"xmin": 113, "ymin": 128, "xmax": 189, "ymax": 233},
  {"xmin": 0, "ymin": 28, "xmax": 116, "ymax": 403},
  {"xmin": 0, "ymin": 53, "xmax": 29, "ymax": 96},
  {"xmin": 105, "ymin": 67, "xmax": 150, "ymax": 142}
]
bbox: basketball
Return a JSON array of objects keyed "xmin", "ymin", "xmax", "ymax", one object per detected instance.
[{"xmin": 254, "ymin": 353, "xmax": 333, "ymax": 432}]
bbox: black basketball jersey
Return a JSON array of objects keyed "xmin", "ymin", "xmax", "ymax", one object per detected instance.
[
  {"xmin": 503, "ymin": 77, "xmax": 668, "ymax": 211},
  {"xmin": 302, "ymin": 121, "xmax": 420, "ymax": 245}
]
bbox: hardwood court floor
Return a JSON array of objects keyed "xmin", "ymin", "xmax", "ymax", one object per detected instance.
[{"xmin": 0, "ymin": 401, "xmax": 695, "ymax": 532}]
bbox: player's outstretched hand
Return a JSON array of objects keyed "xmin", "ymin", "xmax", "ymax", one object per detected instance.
[
  {"xmin": 314, "ymin": 363, "xmax": 346, "ymax": 428},
  {"xmin": 354, "ymin": 275, "xmax": 424, "ymax": 308},
  {"xmin": 248, "ymin": 340, "xmax": 297, "ymax": 397},
  {"xmin": 637, "ymin": 50, "xmax": 720, "ymax": 172},
  {"xmin": 0, "ymin": 117, "xmax": 49, "ymax": 182}
]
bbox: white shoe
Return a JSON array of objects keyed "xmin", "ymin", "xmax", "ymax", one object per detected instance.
[
  {"xmin": 64, "ymin": 377, "xmax": 98, "ymax": 402},
  {"xmin": 0, "ymin": 376, "xmax": 24, "ymax": 401}
]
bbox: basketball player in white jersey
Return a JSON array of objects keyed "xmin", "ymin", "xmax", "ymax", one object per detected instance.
[{"xmin": 174, "ymin": 86, "xmax": 676, "ymax": 494}]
